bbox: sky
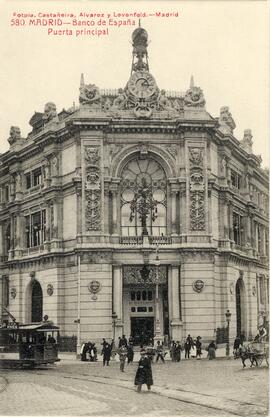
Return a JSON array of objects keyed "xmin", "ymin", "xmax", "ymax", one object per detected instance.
[{"xmin": 0, "ymin": 0, "xmax": 269, "ymax": 166}]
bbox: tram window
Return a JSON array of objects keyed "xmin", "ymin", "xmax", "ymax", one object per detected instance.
[
  {"xmin": 142, "ymin": 291, "xmax": 147, "ymax": 301},
  {"xmin": 148, "ymin": 307, "xmax": 153, "ymax": 312},
  {"xmin": 137, "ymin": 307, "xmax": 147, "ymax": 312},
  {"xmin": 136, "ymin": 291, "xmax": 141, "ymax": 301},
  {"xmin": 131, "ymin": 307, "xmax": 136, "ymax": 312},
  {"xmin": 130, "ymin": 291, "xmax": 135, "ymax": 301},
  {"xmin": 147, "ymin": 291, "xmax": 153, "ymax": 300}
]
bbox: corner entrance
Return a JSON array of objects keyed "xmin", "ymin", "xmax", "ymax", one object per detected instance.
[{"xmin": 131, "ymin": 317, "xmax": 154, "ymax": 346}]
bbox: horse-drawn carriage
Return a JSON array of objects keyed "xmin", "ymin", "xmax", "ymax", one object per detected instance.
[{"xmin": 236, "ymin": 341, "xmax": 269, "ymax": 368}]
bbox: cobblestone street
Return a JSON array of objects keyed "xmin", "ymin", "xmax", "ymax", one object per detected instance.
[{"xmin": 0, "ymin": 355, "xmax": 268, "ymax": 417}]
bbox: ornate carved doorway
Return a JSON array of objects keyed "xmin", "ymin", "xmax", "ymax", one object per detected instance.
[{"xmin": 31, "ymin": 280, "xmax": 43, "ymax": 322}]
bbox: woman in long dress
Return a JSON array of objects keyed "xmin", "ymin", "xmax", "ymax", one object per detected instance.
[
  {"xmin": 134, "ymin": 349, "xmax": 153, "ymax": 392},
  {"xmin": 207, "ymin": 340, "xmax": 217, "ymax": 360}
]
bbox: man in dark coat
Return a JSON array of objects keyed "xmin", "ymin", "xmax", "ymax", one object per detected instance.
[
  {"xmin": 175, "ymin": 341, "xmax": 182, "ymax": 362},
  {"xmin": 127, "ymin": 344, "xmax": 134, "ymax": 364},
  {"xmin": 119, "ymin": 335, "xmax": 128, "ymax": 348},
  {"xmin": 134, "ymin": 349, "xmax": 153, "ymax": 392},
  {"xmin": 102, "ymin": 342, "xmax": 112, "ymax": 366}
]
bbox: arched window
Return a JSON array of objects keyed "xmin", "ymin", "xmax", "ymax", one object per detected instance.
[
  {"xmin": 31, "ymin": 280, "xmax": 43, "ymax": 322},
  {"xmin": 121, "ymin": 157, "xmax": 167, "ymax": 236}
]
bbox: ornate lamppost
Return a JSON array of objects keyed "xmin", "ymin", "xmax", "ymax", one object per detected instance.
[
  {"xmin": 225, "ymin": 309, "xmax": 232, "ymax": 357},
  {"xmin": 129, "ymin": 177, "xmax": 158, "ymax": 236},
  {"xmin": 112, "ymin": 312, "xmax": 118, "ymax": 341},
  {"xmin": 154, "ymin": 246, "xmax": 162, "ymax": 343}
]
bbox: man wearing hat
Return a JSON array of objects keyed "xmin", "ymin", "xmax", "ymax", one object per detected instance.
[{"xmin": 134, "ymin": 349, "xmax": 153, "ymax": 392}]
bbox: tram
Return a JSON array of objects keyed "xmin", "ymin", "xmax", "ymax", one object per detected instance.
[{"xmin": 0, "ymin": 320, "xmax": 60, "ymax": 369}]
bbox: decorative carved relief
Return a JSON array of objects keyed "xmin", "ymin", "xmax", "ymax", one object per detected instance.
[
  {"xmin": 189, "ymin": 147, "xmax": 203, "ymax": 167},
  {"xmin": 47, "ymin": 284, "xmax": 54, "ymax": 296},
  {"xmin": 164, "ymin": 144, "xmax": 178, "ymax": 159},
  {"xmin": 123, "ymin": 265, "xmax": 167, "ymax": 285},
  {"xmin": 84, "ymin": 146, "xmax": 102, "ymax": 232},
  {"xmin": 80, "ymin": 84, "xmax": 101, "ymax": 105},
  {"xmin": 184, "ymin": 86, "xmax": 205, "ymax": 108},
  {"xmin": 88, "ymin": 280, "xmax": 102, "ymax": 300},
  {"xmin": 189, "ymin": 147, "xmax": 205, "ymax": 231},
  {"xmin": 10, "ymin": 287, "xmax": 17, "ymax": 299},
  {"xmin": 192, "ymin": 280, "xmax": 205, "ymax": 293}
]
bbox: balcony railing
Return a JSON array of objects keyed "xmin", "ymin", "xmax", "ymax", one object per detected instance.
[{"xmin": 119, "ymin": 236, "xmax": 143, "ymax": 245}]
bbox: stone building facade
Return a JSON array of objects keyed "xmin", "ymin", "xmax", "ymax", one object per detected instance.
[{"xmin": 0, "ymin": 27, "xmax": 269, "ymax": 348}]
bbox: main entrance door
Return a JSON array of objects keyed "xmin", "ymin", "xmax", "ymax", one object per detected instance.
[{"xmin": 131, "ymin": 317, "xmax": 154, "ymax": 346}]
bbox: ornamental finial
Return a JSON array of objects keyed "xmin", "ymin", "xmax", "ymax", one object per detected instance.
[
  {"xmin": 190, "ymin": 75, "xmax": 194, "ymax": 88},
  {"xmin": 131, "ymin": 25, "xmax": 149, "ymax": 73}
]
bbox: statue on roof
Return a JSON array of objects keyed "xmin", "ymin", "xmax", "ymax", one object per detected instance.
[
  {"xmin": 8, "ymin": 126, "xmax": 21, "ymax": 145},
  {"xmin": 43, "ymin": 102, "xmax": 57, "ymax": 122},
  {"xmin": 219, "ymin": 106, "xmax": 236, "ymax": 134}
]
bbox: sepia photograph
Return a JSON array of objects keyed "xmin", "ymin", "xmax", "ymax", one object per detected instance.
[{"xmin": 0, "ymin": 1, "xmax": 269, "ymax": 416}]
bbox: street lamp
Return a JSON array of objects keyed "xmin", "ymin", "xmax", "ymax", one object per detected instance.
[
  {"xmin": 225, "ymin": 309, "xmax": 232, "ymax": 357},
  {"xmin": 154, "ymin": 246, "xmax": 162, "ymax": 343},
  {"xmin": 112, "ymin": 312, "xmax": 118, "ymax": 341}
]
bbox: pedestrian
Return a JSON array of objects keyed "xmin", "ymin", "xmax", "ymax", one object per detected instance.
[
  {"xmin": 134, "ymin": 349, "xmax": 153, "ymax": 393},
  {"xmin": 128, "ymin": 335, "xmax": 134, "ymax": 346},
  {"xmin": 175, "ymin": 341, "xmax": 182, "ymax": 362},
  {"xmin": 195, "ymin": 336, "xmax": 202, "ymax": 359},
  {"xmin": 80, "ymin": 341, "xmax": 89, "ymax": 362},
  {"xmin": 233, "ymin": 336, "xmax": 241, "ymax": 357},
  {"xmin": 207, "ymin": 340, "xmax": 216, "ymax": 360},
  {"xmin": 92, "ymin": 343, "xmax": 97, "ymax": 361},
  {"xmin": 170, "ymin": 340, "xmax": 176, "ymax": 361},
  {"xmin": 119, "ymin": 345, "xmax": 128, "ymax": 372},
  {"xmin": 155, "ymin": 341, "xmax": 165, "ymax": 363},
  {"xmin": 119, "ymin": 335, "xmax": 128, "ymax": 348},
  {"xmin": 102, "ymin": 342, "xmax": 112, "ymax": 366},
  {"xmin": 184, "ymin": 335, "xmax": 193, "ymax": 359},
  {"xmin": 127, "ymin": 344, "xmax": 134, "ymax": 364}
]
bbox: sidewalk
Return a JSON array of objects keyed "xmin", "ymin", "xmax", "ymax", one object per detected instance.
[{"xmin": 59, "ymin": 344, "xmax": 231, "ymax": 362}]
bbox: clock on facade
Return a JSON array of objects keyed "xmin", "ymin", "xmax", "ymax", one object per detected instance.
[{"xmin": 127, "ymin": 71, "xmax": 157, "ymax": 98}]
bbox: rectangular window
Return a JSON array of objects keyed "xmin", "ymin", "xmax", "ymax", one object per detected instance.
[
  {"xmin": 231, "ymin": 170, "xmax": 241, "ymax": 189},
  {"xmin": 33, "ymin": 168, "xmax": 42, "ymax": 187},
  {"xmin": 5, "ymin": 185, "xmax": 9, "ymax": 202},
  {"xmin": 2, "ymin": 276, "xmax": 9, "ymax": 308},
  {"xmin": 137, "ymin": 306, "xmax": 147, "ymax": 313},
  {"xmin": 25, "ymin": 210, "xmax": 46, "ymax": 248},
  {"xmin": 25, "ymin": 173, "xmax": 31, "ymax": 189},
  {"xmin": 233, "ymin": 212, "xmax": 243, "ymax": 245}
]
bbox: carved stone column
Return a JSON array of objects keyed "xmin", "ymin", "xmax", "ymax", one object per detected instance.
[
  {"xmin": 51, "ymin": 153, "xmax": 59, "ymax": 186},
  {"xmin": 43, "ymin": 158, "xmax": 51, "ymax": 188},
  {"xmin": 15, "ymin": 173, "xmax": 23, "ymax": 200},
  {"xmin": 112, "ymin": 265, "xmax": 123, "ymax": 339},
  {"xmin": 111, "ymin": 190, "xmax": 118, "ymax": 235},
  {"xmin": 168, "ymin": 264, "xmax": 182, "ymax": 340},
  {"xmin": 0, "ymin": 223, "xmax": 3, "ymax": 258},
  {"xmin": 179, "ymin": 182, "xmax": 186, "ymax": 235},
  {"xmin": 228, "ymin": 202, "xmax": 233, "ymax": 241},
  {"xmin": 170, "ymin": 190, "xmax": 178, "ymax": 235},
  {"xmin": 103, "ymin": 184, "xmax": 110, "ymax": 236},
  {"xmin": 76, "ymin": 189, "xmax": 82, "ymax": 238}
]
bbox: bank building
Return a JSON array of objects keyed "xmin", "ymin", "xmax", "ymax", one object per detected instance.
[{"xmin": 0, "ymin": 27, "xmax": 269, "ymax": 350}]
